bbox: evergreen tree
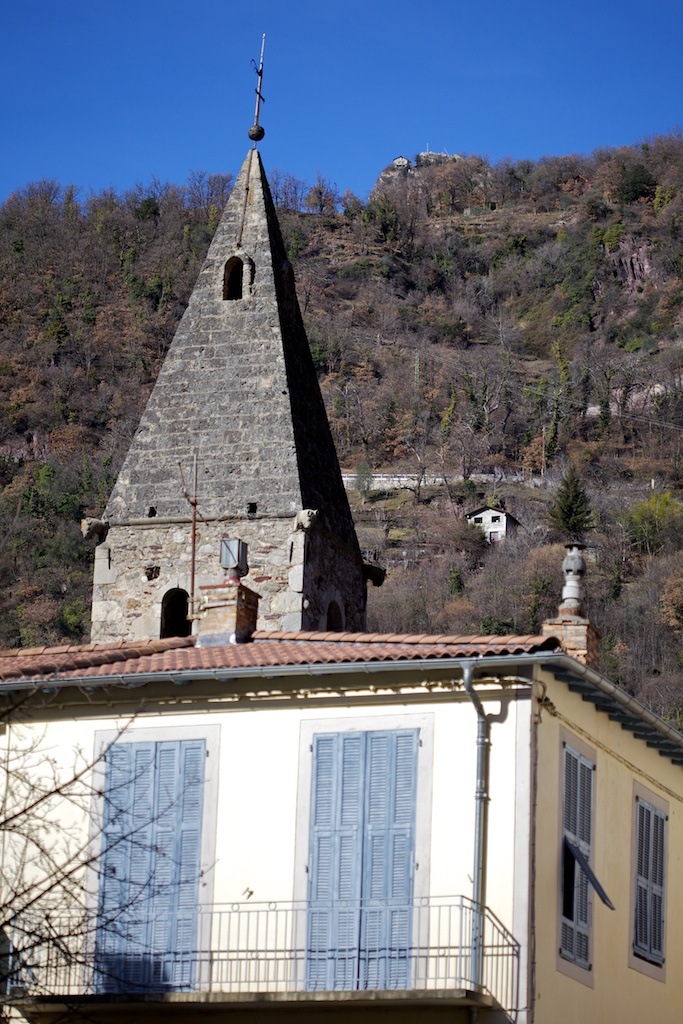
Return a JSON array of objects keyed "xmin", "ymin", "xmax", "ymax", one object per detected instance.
[{"xmin": 548, "ymin": 465, "xmax": 593, "ymax": 540}]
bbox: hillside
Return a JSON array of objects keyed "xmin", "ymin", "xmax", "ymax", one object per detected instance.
[{"xmin": 2, "ymin": 138, "xmax": 683, "ymax": 717}]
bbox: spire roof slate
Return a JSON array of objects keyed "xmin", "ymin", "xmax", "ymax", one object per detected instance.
[{"xmin": 105, "ymin": 150, "xmax": 358, "ymax": 550}]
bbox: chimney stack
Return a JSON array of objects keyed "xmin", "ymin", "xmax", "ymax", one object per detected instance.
[
  {"xmin": 195, "ymin": 574, "xmax": 259, "ymax": 646},
  {"xmin": 194, "ymin": 540, "xmax": 258, "ymax": 646},
  {"xmin": 542, "ymin": 544, "xmax": 600, "ymax": 669}
]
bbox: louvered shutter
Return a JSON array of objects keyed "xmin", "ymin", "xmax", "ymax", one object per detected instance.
[
  {"xmin": 361, "ymin": 731, "xmax": 417, "ymax": 990},
  {"xmin": 560, "ymin": 745, "xmax": 593, "ymax": 967},
  {"xmin": 146, "ymin": 743, "xmax": 176, "ymax": 989},
  {"xmin": 307, "ymin": 729, "xmax": 417, "ymax": 992},
  {"xmin": 634, "ymin": 799, "xmax": 666, "ymax": 964},
  {"xmin": 307, "ymin": 733, "xmax": 364, "ymax": 990},
  {"xmin": 126, "ymin": 743, "xmax": 156, "ymax": 989},
  {"xmin": 174, "ymin": 740, "xmax": 205, "ymax": 988},
  {"xmin": 96, "ymin": 739, "xmax": 205, "ymax": 993},
  {"xmin": 97, "ymin": 743, "xmax": 138, "ymax": 991}
]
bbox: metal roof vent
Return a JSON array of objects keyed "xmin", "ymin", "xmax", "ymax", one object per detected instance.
[{"xmin": 221, "ymin": 538, "xmax": 248, "ymax": 578}]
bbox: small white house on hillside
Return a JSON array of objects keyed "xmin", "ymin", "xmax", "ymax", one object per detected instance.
[{"xmin": 466, "ymin": 507, "xmax": 520, "ymax": 544}]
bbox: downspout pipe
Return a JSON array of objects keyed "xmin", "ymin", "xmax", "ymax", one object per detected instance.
[{"xmin": 462, "ymin": 664, "xmax": 510, "ymax": 995}]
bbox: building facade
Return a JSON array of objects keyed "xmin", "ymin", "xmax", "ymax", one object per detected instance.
[
  {"xmin": 466, "ymin": 507, "xmax": 520, "ymax": 544},
  {"xmin": 2, "ymin": 582, "xmax": 683, "ymax": 1023}
]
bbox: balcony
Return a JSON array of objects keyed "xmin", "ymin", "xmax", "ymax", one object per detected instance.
[{"xmin": 5, "ymin": 897, "xmax": 520, "ymax": 1022}]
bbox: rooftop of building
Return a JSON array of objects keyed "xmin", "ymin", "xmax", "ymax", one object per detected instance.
[
  {"xmin": 0, "ymin": 630, "xmax": 559, "ymax": 683},
  {"xmin": 2, "ymin": 625, "xmax": 683, "ymax": 765}
]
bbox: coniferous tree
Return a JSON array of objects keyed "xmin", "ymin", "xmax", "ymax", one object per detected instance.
[{"xmin": 548, "ymin": 465, "xmax": 593, "ymax": 540}]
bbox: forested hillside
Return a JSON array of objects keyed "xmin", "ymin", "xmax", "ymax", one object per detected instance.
[{"xmin": 3, "ymin": 136, "xmax": 683, "ymax": 718}]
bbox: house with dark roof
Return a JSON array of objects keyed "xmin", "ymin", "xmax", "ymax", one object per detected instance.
[{"xmin": 2, "ymin": 125, "xmax": 683, "ymax": 1024}]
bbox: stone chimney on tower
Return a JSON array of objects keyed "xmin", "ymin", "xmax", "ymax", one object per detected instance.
[{"xmin": 542, "ymin": 544, "xmax": 601, "ymax": 669}]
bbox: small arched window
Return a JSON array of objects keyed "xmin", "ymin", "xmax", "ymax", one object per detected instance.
[
  {"xmin": 160, "ymin": 588, "xmax": 191, "ymax": 638},
  {"xmin": 223, "ymin": 257, "xmax": 243, "ymax": 300},
  {"xmin": 326, "ymin": 600, "xmax": 343, "ymax": 632}
]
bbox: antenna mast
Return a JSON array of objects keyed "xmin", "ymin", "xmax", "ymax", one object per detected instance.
[
  {"xmin": 179, "ymin": 454, "xmax": 199, "ymax": 615},
  {"xmin": 248, "ymin": 34, "xmax": 266, "ymax": 145}
]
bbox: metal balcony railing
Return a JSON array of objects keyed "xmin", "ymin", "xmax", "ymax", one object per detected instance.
[{"xmin": 5, "ymin": 896, "xmax": 520, "ymax": 1019}]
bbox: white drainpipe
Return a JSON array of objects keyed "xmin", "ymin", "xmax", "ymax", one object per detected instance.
[{"xmin": 462, "ymin": 664, "xmax": 510, "ymax": 995}]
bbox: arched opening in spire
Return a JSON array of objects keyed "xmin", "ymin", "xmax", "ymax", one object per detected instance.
[
  {"xmin": 223, "ymin": 257, "xmax": 243, "ymax": 300},
  {"xmin": 326, "ymin": 600, "xmax": 344, "ymax": 632},
  {"xmin": 160, "ymin": 588, "xmax": 191, "ymax": 638}
]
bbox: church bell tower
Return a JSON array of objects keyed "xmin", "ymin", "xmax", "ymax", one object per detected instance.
[{"xmin": 90, "ymin": 81, "xmax": 368, "ymax": 641}]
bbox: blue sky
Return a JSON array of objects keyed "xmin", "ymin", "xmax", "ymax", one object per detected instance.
[{"xmin": 2, "ymin": 0, "xmax": 682, "ymax": 204}]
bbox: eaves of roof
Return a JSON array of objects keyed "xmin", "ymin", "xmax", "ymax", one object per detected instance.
[
  {"xmin": 546, "ymin": 657, "xmax": 683, "ymax": 767},
  {"xmin": 2, "ymin": 632, "xmax": 682, "ymax": 767},
  {"xmin": 0, "ymin": 632, "xmax": 557, "ymax": 684}
]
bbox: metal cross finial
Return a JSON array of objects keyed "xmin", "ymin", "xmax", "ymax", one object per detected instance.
[{"xmin": 248, "ymin": 34, "xmax": 266, "ymax": 145}]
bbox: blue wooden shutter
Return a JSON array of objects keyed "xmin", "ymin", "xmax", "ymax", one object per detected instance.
[
  {"xmin": 174, "ymin": 739, "xmax": 205, "ymax": 988},
  {"xmin": 97, "ymin": 743, "xmax": 135, "ymax": 990},
  {"xmin": 635, "ymin": 799, "xmax": 666, "ymax": 964},
  {"xmin": 97, "ymin": 739, "xmax": 205, "ymax": 993},
  {"xmin": 560, "ymin": 745, "xmax": 593, "ymax": 968},
  {"xmin": 307, "ymin": 733, "xmax": 364, "ymax": 990},
  {"xmin": 129, "ymin": 744, "xmax": 157, "ymax": 987},
  {"xmin": 307, "ymin": 729, "xmax": 417, "ymax": 992},
  {"xmin": 148, "ymin": 742, "xmax": 178, "ymax": 989},
  {"xmin": 335, "ymin": 734, "xmax": 364, "ymax": 989},
  {"xmin": 361, "ymin": 730, "xmax": 417, "ymax": 989}
]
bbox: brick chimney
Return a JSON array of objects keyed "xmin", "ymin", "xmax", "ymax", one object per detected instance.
[
  {"xmin": 194, "ymin": 572, "xmax": 259, "ymax": 646},
  {"xmin": 542, "ymin": 544, "xmax": 600, "ymax": 669}
]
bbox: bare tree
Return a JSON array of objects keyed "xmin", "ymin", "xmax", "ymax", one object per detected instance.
[{"xmin": 0, "ymin": 710, "xmax": 199, "ymax": 1000}]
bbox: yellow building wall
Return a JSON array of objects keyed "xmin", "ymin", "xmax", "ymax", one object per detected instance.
[{"xmin": 532, "ymin": 667, "xmax": 683, "ymax": 1024}]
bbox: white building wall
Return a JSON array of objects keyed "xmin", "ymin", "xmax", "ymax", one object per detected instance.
[{"xmin": 8, "ymin": 693, "xmax": 531, "ymax": 940}]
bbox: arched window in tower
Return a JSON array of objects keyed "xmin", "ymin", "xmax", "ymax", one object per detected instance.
[
  {"xmin": 160, "ymin": 588, "xmax": 191, "ymax": 638},
  {"xmin": 326, "ymin": 600, "xmax": 344, "ymax": 632},
  {"xmin": 223, "ymin": 257, "xmax": 243, "ymax": 300}
]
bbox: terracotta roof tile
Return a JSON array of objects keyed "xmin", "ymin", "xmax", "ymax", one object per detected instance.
[
  {"xmin": 0, "ymin": 636, "xmax": 196, "ymax": 682},
  {"xmin": 0, "ymin": 631, "xmax": 560, "ymax": 686}
]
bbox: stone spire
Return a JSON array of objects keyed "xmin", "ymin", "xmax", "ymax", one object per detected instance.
[
  {"xmin": 542, "ymin": 544, "xmax": 600, "ymax": 669},
  {"xmin": 91, "ymin": 151, "xmax": 367, "ymax": 642}
]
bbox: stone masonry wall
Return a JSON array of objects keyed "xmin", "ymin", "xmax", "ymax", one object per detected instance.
[{"xmin": 91, "ymin": 513, "xmax": 365, "ymax": 642}]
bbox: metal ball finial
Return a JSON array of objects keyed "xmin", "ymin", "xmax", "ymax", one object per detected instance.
[{"xmin": 249, "ymin": 35, "xmax": 266, "ymax": 147}]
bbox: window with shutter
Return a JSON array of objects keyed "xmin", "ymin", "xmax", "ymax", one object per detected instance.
[
  {"xmin": 560, "ymin": 744, "xmax": 594, "ymax": 968},
  {"xmin": 306, "ymin": 729, "xmax": 418, "ymax": 991},
  {"xmin": 634, "ymin": 797, "xmax": 666, "ymax": 966},
  {"xmin": 96, "ymin": 739, "xmax": 205, "ymax": 993}
]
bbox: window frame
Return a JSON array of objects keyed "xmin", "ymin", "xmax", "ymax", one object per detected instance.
[
  {"xmin": 556, "ymin": 729, "xmax": 597, "ymax": 986},
  {"xmin": 294, "ymin": 713, "xmax": 433, "ymax": 909},
  {"xmin": 222, "ymin": 256, "xmax": 243, "ymax": 300},
  {"xmin": 629, "ymin": 781, "xmax": 668, "ymax": 981},
  {"xmin": 89, "ymin": 725, "xmax": 220, "ymax": 915}
]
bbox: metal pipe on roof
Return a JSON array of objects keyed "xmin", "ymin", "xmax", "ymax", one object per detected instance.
[{"xmin": 462, "ymin": 664, "xmax": 510, "ymax": 992}]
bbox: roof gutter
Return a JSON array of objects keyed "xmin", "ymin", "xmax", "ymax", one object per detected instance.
[
  {"xmin": 0, "ymin": 652, "xmax": 542, "ymax": 693},
  {"xmin": 3, "ymin": 650, "xmax": 683, "ymax": 755}
]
